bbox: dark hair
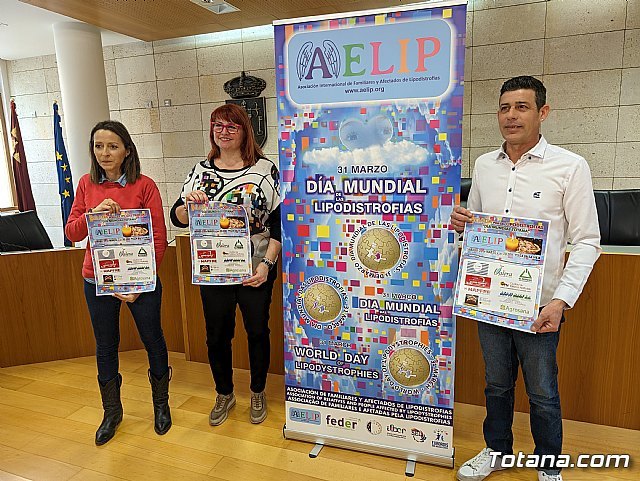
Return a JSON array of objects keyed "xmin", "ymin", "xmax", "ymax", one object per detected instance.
[
  {"xmin": 500, "ymin": 76, "xmax": 546, "ymax": 110},
  {"xmin": 89, "ymin": 120, "xmax": 141, "ymax": 184},
  {"xmin": 208, "ymin": 103, "xmax": 263, "ymax": 167}
]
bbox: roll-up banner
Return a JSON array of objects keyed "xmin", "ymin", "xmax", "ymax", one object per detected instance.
[{"xmin": 275, "ymin": 0, "xmax": 467, "ymax": 467}]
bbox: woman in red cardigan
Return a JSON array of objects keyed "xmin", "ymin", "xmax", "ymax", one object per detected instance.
[{"xmin": 65, "ymin": 120, "xmax": 171, "ymax": 445}]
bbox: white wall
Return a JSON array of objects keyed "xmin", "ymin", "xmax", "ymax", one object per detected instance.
[
  {"xmin": 5, "ymin": 0, "xmax": 640, "ymax": 246},
  {"xmin": 6, "ymin": 25, "xmax": 277, "ymax": 246}
]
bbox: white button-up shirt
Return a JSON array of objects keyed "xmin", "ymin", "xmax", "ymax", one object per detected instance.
[{"xmin": 467, "ymin": 135, "xmax": 601, "ymax": 307}]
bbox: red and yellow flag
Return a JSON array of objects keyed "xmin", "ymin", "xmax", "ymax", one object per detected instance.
[{"xmin": 10, "ymin": 100, "xmax": 36, "ymax": 212}]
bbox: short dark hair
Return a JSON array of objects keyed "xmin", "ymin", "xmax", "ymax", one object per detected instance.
[
  {"xmin": 500, "ymin": 76, "xmax": 546, "ymax": 110},
  {"xmin": 89, "ymin": 120, "xmax": 141, "ymax": 184},
  {"xmin": 208, "ymin": 103, "xmax": 264, "ymax": 167}
]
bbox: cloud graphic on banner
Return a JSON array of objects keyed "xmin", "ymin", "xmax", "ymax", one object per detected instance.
[{"xmin": 303, "ymin": 140, "xmax": 429, "ymax": 168}]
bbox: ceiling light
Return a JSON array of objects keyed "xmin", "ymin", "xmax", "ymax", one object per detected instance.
[{"xmin": 190, "ymin": 0, "xmax": 240, "ymax": 14}]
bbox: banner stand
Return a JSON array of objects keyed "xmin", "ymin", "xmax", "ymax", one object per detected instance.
[
  {"xmin": 284, "ymin": 426, "xmax": 455, "ymax": 468},
  {"xmin": 276, "ymin": 0, "xmax": 467, "ymax": 471}
]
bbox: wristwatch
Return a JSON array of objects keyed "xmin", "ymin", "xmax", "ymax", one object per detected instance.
[{"xmin": 261, "ymin": 257, "xmax": 275, "ymax": 270}]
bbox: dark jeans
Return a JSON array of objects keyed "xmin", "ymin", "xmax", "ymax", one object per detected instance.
[
  {"xmin": 83, "ymin": 279, "xmax": 169, "ymax": 384},
  {"xmin": 478, "ymin": 321, "xmax": 562, "ymax": 475},
  {"xmin": 200, "ymin": 275, "xmax": 276, "ymax": 395}
]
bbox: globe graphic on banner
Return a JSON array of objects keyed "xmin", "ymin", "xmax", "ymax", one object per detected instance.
[
  {"xmin": 356, "ymin": 228, "xmax": 401, "ymax": 271},
  {"xmin": 303, "ymin": 282, "xmax": 343, "ymax": 323},
  {"xmin": 388, "ymin": 347, "xmax": 431, "ymax": 387}
]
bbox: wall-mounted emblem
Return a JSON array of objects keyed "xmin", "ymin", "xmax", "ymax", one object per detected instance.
[{"xmin": 224, "ymin": 71, "xmax": 268, "ymax": 148}]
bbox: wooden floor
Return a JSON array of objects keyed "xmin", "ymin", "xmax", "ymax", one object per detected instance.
[{"xmin": 0, "ymin": 351, "xmax": 637, "ymax": 481}]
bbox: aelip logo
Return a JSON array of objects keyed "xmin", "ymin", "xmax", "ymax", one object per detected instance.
[
  {"xmin": 289, "ymin": 407, "xmax": 321, "ymax": 425},
  {"xmin": 296, "ymin": 37, "xmax": 441, "ymax": 82},
  {"xmin": 285, "ymin": 19, "xmax": 452, "ymax": 104},
  {"xmin": 297, "ymin": 41, "xmax": 340, "ymax": 80}
]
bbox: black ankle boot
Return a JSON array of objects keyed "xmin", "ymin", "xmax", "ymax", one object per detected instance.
[
  {"xmin": 96, "ymin": 373, "xmax": 123, "ymax": 446},
  {"xmin": 148, "ymin": 367, "xmax": 172, "ymax": 435}
]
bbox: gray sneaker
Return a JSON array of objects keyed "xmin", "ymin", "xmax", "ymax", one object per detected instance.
[
  {"xmin": 209, "ymin": 393, "xmax": 236, "ymax": 426},
  {"xmin": 250, "ymin": 391, "xmax": 267, "ymax": 424}
]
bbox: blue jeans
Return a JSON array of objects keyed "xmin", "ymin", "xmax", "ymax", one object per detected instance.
[
  {"xmin": 83, "ymin": 279, "xmax": 168, "ymax": 383},
  {"xmin": 477, "ymin": 321, "xmax": 562, "ymax": 475}
]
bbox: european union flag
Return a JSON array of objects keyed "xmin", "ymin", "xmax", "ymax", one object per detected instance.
[{"xmin": 53, "ymin": 102, "xmax": 74, "ymax": 247}]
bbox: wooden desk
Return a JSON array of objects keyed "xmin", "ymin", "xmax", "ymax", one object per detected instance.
[
  {"xmin": 2, "ymin": 242, "xmax": 638, "ymax": 429},
  {"xmin": 0, "ymin": 246, "xmax": 183, "ymax": 368}
]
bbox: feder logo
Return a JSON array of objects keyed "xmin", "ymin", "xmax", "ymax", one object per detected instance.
[{"xmin": 326, "ymin": 414, "xmax": 359, "ymax": 430}]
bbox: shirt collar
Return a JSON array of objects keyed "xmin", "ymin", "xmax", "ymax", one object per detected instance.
[
  {"xmin": 496, "ymin": 135, "xmax": 548, "ymax": 162},
  {"xmin": 99, "ymin": 172, "xmax": 127, "ymax": 186}
]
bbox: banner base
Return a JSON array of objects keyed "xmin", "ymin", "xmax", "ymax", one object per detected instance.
[
  {"xmin": 309, "ymin": 443, "xmax": 324, "ymax": 458},
  {"xmin": 284, "ymin": 425, "xmax": 455, "ymax": 468},
  {"xmin": 406, "ymin": 459, "xmax": 416, "ymax": 477}
]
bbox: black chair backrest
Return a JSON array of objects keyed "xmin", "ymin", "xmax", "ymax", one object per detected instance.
[
  {"xmin": 0, "ymin": 211, "xmax": 53, "ymax": 252},
  {"xmin": 593, "ymin": 190, "xmax": 610, "ymax": 245},
  {"xmin": 608, "ymin": 190, "xmax": 640, "ymax": 246},
  {"xmin": 460, "ymin": 177, "xmax": 472, "ymax": 208}
]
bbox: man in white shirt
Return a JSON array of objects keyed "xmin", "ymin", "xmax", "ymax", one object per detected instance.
[{"xmin": 451, "ymin": 76, "xmax": 601, "ymax": 481}]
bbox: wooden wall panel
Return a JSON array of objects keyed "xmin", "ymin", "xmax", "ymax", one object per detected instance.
[
  {"xmin": 0, "ymin": 249, "xmax": 94, "ymax": 366},
  {"xmin": 176, "ymin": 235, "xmax": 284, "ymax": 375},
  {"xmin": 0, "ymin": 246, "xmax": 184, "ymax": 367},
  {"xmin": 454, "ymin": 253, "xmax": 640, "ymax": 430}
]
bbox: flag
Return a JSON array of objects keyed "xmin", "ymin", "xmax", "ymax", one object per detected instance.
[
  {"xmin": 10, "ymin": 100, "xmax": 36, "ymax": 212},
  {"xmin": 53, "ymin": 102, "xmax": 74, "ymax": 247}
]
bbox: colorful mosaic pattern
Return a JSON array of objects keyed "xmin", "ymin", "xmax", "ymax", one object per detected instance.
[{"xmin": 276, "ymin": 3, "xmax": 467, "ymax": 453}]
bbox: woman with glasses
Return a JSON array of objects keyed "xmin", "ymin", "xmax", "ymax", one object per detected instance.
[{"xmin": 170, "ymin": 104, "xmax": 281, "ymax": 425}]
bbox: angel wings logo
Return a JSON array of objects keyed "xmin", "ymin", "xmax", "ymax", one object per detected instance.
[{"xmin": 296, "ymin": 40, "xmax": 341, "ymax": 81}]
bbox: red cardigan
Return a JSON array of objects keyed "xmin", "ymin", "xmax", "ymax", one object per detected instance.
[{"xmin": 65, "ymin": 174, "xmax": 167, "ymax": 280}]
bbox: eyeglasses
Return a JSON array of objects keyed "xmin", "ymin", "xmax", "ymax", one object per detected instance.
[{"xmin": 212, "ymin": 122, "xmax": 241, "ymax": 134}]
